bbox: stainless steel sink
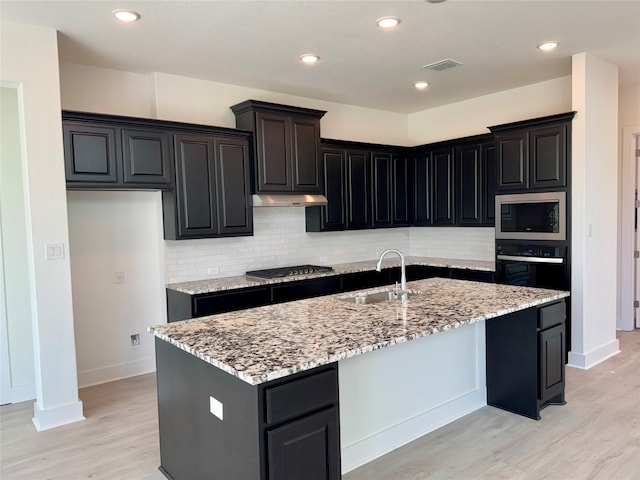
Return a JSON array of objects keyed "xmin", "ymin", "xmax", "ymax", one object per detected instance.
[{"xmin": 338, "ymin": 290, "xmax": 418, "ymax": 305}]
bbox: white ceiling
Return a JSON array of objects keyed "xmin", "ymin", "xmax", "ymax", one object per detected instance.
[{"xmin": 2, "ymin": 0, "xmax": 639, "ymax": 114}]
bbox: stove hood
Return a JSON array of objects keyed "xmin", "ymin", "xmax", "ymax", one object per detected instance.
[{"xmin": 251, "ymin": 193, "xmax": 328, "ymax": 207}]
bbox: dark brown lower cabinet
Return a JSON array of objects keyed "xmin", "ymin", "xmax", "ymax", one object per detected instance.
[
  {"xmin": 539, "ymin": 323, "xmax": 566, "ymax": 403},
  {"xmin": 267, "ymin": 407, "xmax": 340, "ymax": 480},
  {"xmin": 155, "ymin": 338, "xmax": 340, "ymax": 480},
  {"xmin": 486, "ymin": 300, "xmax": 566, "ymax": 420}
]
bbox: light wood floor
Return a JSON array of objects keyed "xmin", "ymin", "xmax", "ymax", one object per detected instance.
[{"xmin": 1, "ymin": 331, "xmax": 638, "ymax": 480}]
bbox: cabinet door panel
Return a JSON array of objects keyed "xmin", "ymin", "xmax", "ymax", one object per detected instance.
[
  {"xmin": 214, "ymin": 137, "xmax": 252, "ymax": 235},
  {"xmin": 346, "ymin": 151, "xmax": 371, "ymax": 229},
  {"xmin": 456, "ymin": 144, "xmax": 482, "ymax": 225},
  {"xmin": 530, "ymin": 125, "xmax": 566, "ymax": 189},
  {"xmin": 267, "ymin": 408, "xmax": 340, "ymax": 480},
  {"xmin": 122, "ymin": 129, "xmax": 172, "ymax": 185},
  {"xmin": 412, "ymin": 155, "xmax": 432, "ymax": 225},
  {"xmin": 392, "ymin": 155, "xmax": 410, "ymax": 226},
  {"xmin": 322, "ymin": 150, "xmax": 347, "ymax": 229},
  {"xmin": 482, "ymin": 142, "xmax": 497, "ymax": 225},
  {"xmin": 174, "ymin": 134, "xmax": 218, "ymax": 237},
  {"xmin": 292, "ymin": 117, "xmax": 321, "ymax": 192},
  {"xmin": 433, "ymin": 148, "xmax": 455, "ymax": 225},
  {"xmin": 372, "ymin": 153, "xmax": 392, "ymax": 227},
  {"xmin": 63, "ymin": 123, "xmax": 118, "ymax": 183},
  {"xmin": 539, "ymin": 323, "xmax": 565, "ymax": 403},
  {"xmin": 256, "ymin": 112, "xmax": 291, "ymax": 191},
  {"xmin": 497, "ymin": 132, "xmax": 529, "ymax": 191}
]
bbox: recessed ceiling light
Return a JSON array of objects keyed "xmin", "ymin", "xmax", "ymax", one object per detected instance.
[
  {"xmin": 299, "ymin": 54, "xmax": 320, "ymax": 64},
  {"xmin": 113, "ymin": 9, "xmax": 140, "ymax": 22},
  {"xmin": 538, "ymin": 41, "xmax": 559, "ymax": 51},
  {"xmin": 377, "ymin": 17, "xmax": 401, "ymax": 29},
  {"xmin": 414, "ymin": 81, "xmax": 430, "ymax": 90}
]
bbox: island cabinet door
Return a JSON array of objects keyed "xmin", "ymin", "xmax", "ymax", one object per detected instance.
[{"xmin": 267, "ymin": 407, "xmax": 341, "ymax": 480}]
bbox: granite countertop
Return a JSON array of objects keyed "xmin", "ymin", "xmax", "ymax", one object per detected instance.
[
  {"xmin": 150, "ymin": 277, "xmax": 569, "ymax": 386},
  {"xmin": 166, "ymin": 256, "xmax": 495, "ymax": 295}
]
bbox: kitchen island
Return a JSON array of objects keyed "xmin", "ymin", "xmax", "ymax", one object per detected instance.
[{"xmin": 150, "ymin": 277, "xmax": 569, "ymax": 480}]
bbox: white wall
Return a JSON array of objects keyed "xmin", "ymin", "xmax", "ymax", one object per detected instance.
[
  {"xmin": 153, "ymin": 73, "xmax": 410, "ymax": 145},
  {"xmin": 408, "ymin": 76, "xmax": 572, "ymax": 145},
  {"xmin": 0, "ymin": 21, "xmax": 83, "ymax": 430},
  {"xmin": 617, "ymin": 83, "xmax": 640, "ymax": 330},
  {"xmin": 67, "ymin": 192, "xmax": 165, "ymax": 387},
  {"xmin": 60, "ymin": 62, "xmax": 156, "ymax": 118},
  {"xmin": 0, "ymin": 86, "xmax": 35, "ymax": 403},
  {"xmin": 569, "ymin": 53, "xmax": 620, "ymax": 368}
]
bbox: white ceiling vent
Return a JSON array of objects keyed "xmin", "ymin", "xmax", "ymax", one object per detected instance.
[{"xmin": 423, "ymin": 59, "xmax": 463, "ymax": 71}]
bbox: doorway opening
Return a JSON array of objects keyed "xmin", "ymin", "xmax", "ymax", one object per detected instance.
[{"xmin": 0, "ymin": 85, "xmax": 36, "ymax": 404}]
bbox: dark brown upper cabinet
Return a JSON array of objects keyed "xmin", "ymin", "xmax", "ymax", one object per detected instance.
[
  {"xmin": 456, "ymin": 143, "xmax": 482, "ymax": 225},
  {"xmin": 230, "ymin": 100, "xmax": 326, "ymax": 194},
  {"xmin": 62, "ymin": 111, "xmax": 172, "ymax": 190},
  {"xmin": 412, "ymin": 152, "xmax": 433, "ymax": 226},
  {"xmin": 162, "ymin": 133, "xmax": 252, "ymax": 240},
  {"xmin": 372, "ymin": 152, "xmax": 393, "ymax": 227},
  {"xmin": 413, "ymin": 147, "xmax": 456, "ymax": 226},
  {"xmin": 432, "ymin": 147, "xmax": 456, "ymax": 225},
  {"xmin": 481, "ymin": 141, "xmax": 497, "ymax": 225},
  {"xmin": 392, "ymin": 154, "xmax": 410, "ymax": 226},
  {"xmin": 305, "ymin": 148, "xmax": 348, "ymax": 232},
  {"xmin": 345, "ymin": 149, "xmax": 372, "ymax": 230},
  {"xmin": 306, "ymin": 140, "xmax": 412, "ymax": 232},
  {"xmin": 490, "ymin": 112, "xmax": 575, "ymax": 194},
  {"xmin": 305, "ymin": 144, "xmax": 373, "ymax": 232},
  {"xmin": 413, "ymin": 134, "xmax": 495, "ymax": 227}
]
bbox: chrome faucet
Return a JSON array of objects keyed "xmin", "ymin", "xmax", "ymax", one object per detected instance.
[{"xmin": 376, "ymin": 249, "xmax": 408, "ymax": 305}]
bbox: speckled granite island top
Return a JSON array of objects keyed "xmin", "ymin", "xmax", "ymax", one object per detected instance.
[
  {"xmin": 167, "ymin": 256, "xmax": 495, "ymax": 295},
  {"xmin": 150, "ymin": 277, "xmax": 569, "ymax": 386}
]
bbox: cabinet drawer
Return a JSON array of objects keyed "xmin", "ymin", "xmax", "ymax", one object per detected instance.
[
  {"xmin": 193, "ymin": 286, "xmax": 271, "ymax": 317},
  {"xmin": 271, "ymin": 277, "xmax": 341, "ymax": 303},
  {"xmin": 265, "ymin": 368, "xmax": 338, "ymax": 425},
  {"xmin": 538, "ymin": 301, "xmax": 565, "ymax": 330}
]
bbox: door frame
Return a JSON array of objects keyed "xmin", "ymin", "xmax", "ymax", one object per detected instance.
[
  {"xmin": 0, "ymin": 209, "xmax": 11, "ymax": 405},
  {"xmin": 619, "ymin": 125, "xmax": 640, "ymax": 331}
]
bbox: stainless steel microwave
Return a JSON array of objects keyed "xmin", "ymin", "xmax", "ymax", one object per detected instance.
[{"xmin": 495, "ymin": 191, "xmax": 566, "ymax": 241}]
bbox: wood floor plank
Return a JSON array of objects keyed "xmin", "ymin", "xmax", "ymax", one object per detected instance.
[{"xmin": 1, "ymin": 331, "xmax": 638, "ymax": 479}]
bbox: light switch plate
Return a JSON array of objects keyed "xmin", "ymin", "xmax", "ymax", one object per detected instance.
[{"xmin": 45, "ymin": 243, "xmax": 65, "ymax": 260}]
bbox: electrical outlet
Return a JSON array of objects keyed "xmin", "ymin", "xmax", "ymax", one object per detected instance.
[
  {"xmin": 207, "ymin": 267, "xmax": 219, "ymax": 275},
  {"xmin": 130, "ymin": 333, "xmax": 141, "ymax": 348},
  {"xmin": 115, "ymin": 271, "xmax": 125, "ymax": 284}
]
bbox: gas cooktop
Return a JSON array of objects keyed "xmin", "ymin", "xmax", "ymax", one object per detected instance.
[{"xmin": 245, "ymin": 265, "xmax": 333, "ymax": 279}]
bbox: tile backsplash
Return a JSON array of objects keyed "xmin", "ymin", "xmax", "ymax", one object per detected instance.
[{"xmin": 164, "ymin": 207, "xmax": 494, "ymax": 284}]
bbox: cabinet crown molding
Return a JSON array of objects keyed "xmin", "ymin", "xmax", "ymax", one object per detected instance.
[
  {"xmin": 230, "ymin": 99, "xmax": 326, "ymax": 118},
  {"xmin": 488, "ymin": 111, "xmax": 577, "ymax": 133}
]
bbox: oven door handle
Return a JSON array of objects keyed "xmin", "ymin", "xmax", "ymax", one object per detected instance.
[{"xmin": 497, "ymin": 254, "xmax": 564, "ymax": 264}]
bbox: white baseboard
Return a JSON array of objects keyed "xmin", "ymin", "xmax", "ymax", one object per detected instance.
[
  {"xmin": 2, "ymin": 381, "xmax": 36, "ymax": 404},
  {"xmin": 32, "ymin": 400, "xmax": 85, "ymax": 431},
  {"xmin": 341, "ymin": 388, "xmax": 487, "ymax": 474},
  {"xmin": 77, "ymin": 356, "xmax": 156, "ymax": 388},
  {"xmin": 567, "ymin": 338, "xmax": 621, "ymax": 369}
]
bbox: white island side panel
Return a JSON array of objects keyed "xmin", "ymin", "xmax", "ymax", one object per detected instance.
[{"xmin": 339, "ymin": 321, "xmax": 486, "ymax": 474}]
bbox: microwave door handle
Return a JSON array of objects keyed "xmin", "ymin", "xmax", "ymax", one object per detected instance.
[{"xmin": 497, "ymin": 254, "xmax": 564, "ymax": 264}]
